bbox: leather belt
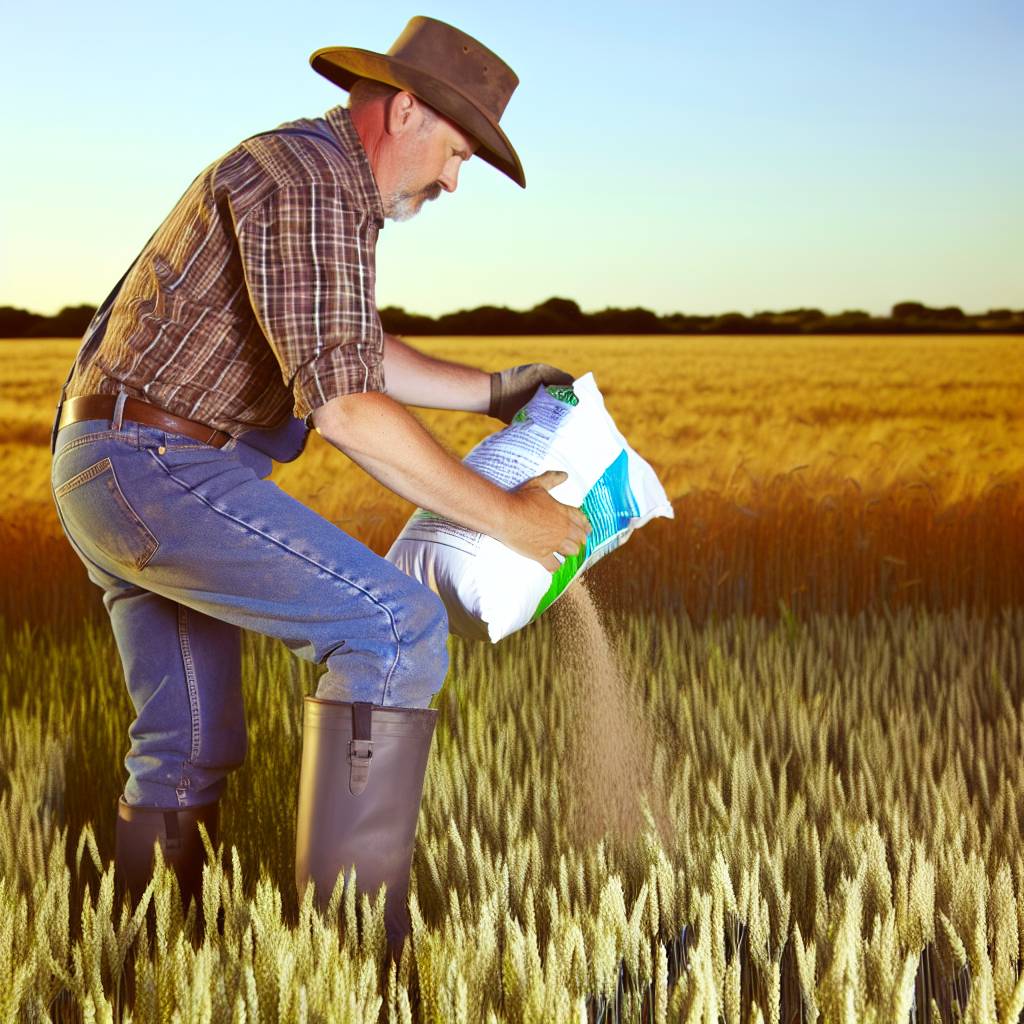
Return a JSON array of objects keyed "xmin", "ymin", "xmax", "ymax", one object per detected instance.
[{"xmin": 58, "ymin": 394, "xmax": 232, "ymax": 449}]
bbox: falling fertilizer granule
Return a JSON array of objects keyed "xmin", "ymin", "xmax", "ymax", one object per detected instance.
[{"xmin": 551, "ymin": 581, "xmax": 674, "ymax": 849}]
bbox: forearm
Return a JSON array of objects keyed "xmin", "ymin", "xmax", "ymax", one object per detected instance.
[
  {"xmin": 312, "ymin": 390, "xmax": 509, "ymax": 534},
  {"xmin": 382, "ymin": 333, "xmax": 490, "ymax": 412}
]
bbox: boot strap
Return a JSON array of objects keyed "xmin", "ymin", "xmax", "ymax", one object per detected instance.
[
  {"xmin": 349, "ymin": 701, "xmax": 374, "ymax": 795},
  {"xmin": 163, "ymin": 810, "xmax": 181, "ymax": 853}
]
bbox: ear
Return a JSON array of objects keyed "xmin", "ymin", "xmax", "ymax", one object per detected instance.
[{"xmin": 384, "ymin": 90, "xmax": 418, "ymax": 138}]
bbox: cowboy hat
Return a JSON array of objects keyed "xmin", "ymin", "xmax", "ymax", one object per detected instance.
[{"xmin": 310, "ymin": 16, "xmax": 526, "ymax": 188}]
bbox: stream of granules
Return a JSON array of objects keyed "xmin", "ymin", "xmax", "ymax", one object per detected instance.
[{"xmin": 549, "ymin": 581, "xmax": 674, "ymax": 851}]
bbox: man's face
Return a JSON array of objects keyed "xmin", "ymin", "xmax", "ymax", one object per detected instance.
[{"xmin": 384, "ymin": 103, "xmax": 478, "ymax": 222}]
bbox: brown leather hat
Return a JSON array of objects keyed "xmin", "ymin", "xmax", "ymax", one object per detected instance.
[{"xmin": 310, "ymin": 16, "xmax": 526, "ymax": 188}]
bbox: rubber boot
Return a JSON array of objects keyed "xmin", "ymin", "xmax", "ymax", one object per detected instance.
[
  {"xmin": 114, "ymin": 796, "xmax": 219, "ymax": 913},
  {"xmin": 295, "ymin": 697, "xmax": 439, "ymax": 961}
]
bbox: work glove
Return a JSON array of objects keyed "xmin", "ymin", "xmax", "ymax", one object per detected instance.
[{"xmin": 489, "ymin": 363, "xmax": 575, "ymax": 424}]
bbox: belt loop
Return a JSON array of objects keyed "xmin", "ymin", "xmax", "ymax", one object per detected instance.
[{"xmin": 111, "ymin": 386, "xmax": 128, "ymax": 431}]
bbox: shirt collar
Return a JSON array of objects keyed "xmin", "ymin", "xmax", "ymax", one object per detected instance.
[{"xmin": 324, "ymin": 105, "xmax": 385, "ymax": 228}]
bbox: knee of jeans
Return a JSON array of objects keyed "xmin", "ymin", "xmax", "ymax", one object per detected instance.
[
  {"xmin": 407, "ymin": 586, "xmax": 448, "ymax": 648},
  {"xmin": 396, "ymin": 587, "xmax": 449, "ymax": 677},
  {"xmin": 211, "ymin": 728, "xmax": 248, "ymax": 771}
]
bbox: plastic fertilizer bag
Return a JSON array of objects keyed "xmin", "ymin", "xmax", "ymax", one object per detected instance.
[{"xmin": 385, "ymin": 373, "xmax": 673, "ymax": 642}]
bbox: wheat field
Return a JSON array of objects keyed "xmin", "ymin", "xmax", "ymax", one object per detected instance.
[{"xmin": 0, "ymin": 334, "xmax": 1022, "ymax": 1022}]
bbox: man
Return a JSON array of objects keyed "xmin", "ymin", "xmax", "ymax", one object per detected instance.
[{"xmin": 49, "ymin": 16, "xmax": 589, "ymax": 959}]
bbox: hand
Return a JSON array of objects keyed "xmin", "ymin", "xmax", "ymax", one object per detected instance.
[
  {"xmin": 499, "ymin": 471, "xmax": 591, "ymax": 572},
  {"xmin": 489, "ymin": 363, "xmax": 574, "ymax": 423}
]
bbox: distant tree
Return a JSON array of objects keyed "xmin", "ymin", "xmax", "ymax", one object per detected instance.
[
  {"xmin": 29, "ymin": 304, "xmax": 94, "ymax": 338},
  {"xmin": 749, "ymin": 312, "xmax": 787, "ymax": 333},
  {"xmin": 818, "ymin": 310, "xmax": 877, "ymax": 333},
  {"xmin": 707, "ymin": 312, "xmax": 751, "ymax": 333},
  {"xmin": 660, "ymin": 313, "xmax": 713, "ymax": 333},
  {"xmin": 892, "ymin": 301, "xmax": 928, "ymax": 319},
  {"xmin": 871, "ymin": 317, "xmax": 903, "ymax": 332},
  {"xmin": 379, "ymin": 305, "xmax": 437, "ymax": 336},
  {"xmin": 784, "ymin": 308, "xmax": 826, "ymax": 331},
  {"xmin": 436, "ymin": 305, "xmax": 524, "ymax": 334},
  {"xmin": 977, "ymin": 309, "xmax": 1024, "ymax": 332},
  {"xmin": 752, "ymin": 310, "xmax": 828, "ymax": 333},
  {"xmin": 530, "ymin": 297, "xmax": 585, "ymax": 329},
  {"xmin": 516, "ymin": 298, "xmax": 585, "ymax": 334},
  {"xmin": 889, "ymin": 301, "xmax": 967, "ymax": 330},
  {"xmin": 0, "ymin": 306, "xmax": 44, "ymax": 337},
  {"xmin": 588, "ymin": 307, "xmax": 665, "ymax": 334}
]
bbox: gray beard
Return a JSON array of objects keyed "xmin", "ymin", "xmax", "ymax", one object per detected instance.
[{"xmin": 387, "ymin": 182, "xmax": 443, "ymax": 222}]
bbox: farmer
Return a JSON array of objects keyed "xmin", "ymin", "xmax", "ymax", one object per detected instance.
[{"xmin": 49, "ymin": 16, "xmax": 589, "ymax": 958}]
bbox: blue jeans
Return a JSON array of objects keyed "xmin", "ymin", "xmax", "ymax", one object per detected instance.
[{"xmin": 50, "ymin": 416, "xmax": 449, "ymax": 809}]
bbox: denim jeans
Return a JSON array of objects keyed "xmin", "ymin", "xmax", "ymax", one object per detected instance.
[{"xmin": 50, "ymin": 416, "xmax": 449, "ymax": 810}]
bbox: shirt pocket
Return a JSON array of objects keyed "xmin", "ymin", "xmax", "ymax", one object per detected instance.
[{"xmin": 54, "ymin": 456, "xmax": 160, "ymax": 571}]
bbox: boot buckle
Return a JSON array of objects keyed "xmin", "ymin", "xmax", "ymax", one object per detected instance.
[{"xmin": 348, "ymin": 739, "xmax": 374, "ymax": 795}]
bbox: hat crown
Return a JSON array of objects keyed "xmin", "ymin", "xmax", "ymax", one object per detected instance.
[{"xmin": 387, "ymin": 16, "xmax": 518, "ymax": 120}]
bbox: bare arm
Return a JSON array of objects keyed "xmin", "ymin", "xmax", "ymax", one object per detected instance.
[
  {"xmin": 382, "ymin": 333, "xmax": 490, "ymax": 412},
  {"xmin": 311, "ymin": 390, "xmax": 590, "ymax": 571}
]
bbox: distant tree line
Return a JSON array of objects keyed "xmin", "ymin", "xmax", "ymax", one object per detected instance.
[
  {"xmin": 2, "ymin": 297, "xmax": 1022, "ymax": 340},
  {"xmin": 1, "ymin": 305, "xmax": 100, "ymax": 339},
  {"xmin": 379, "ymin": 298, "xmax": 1024, "ymax": 335}
]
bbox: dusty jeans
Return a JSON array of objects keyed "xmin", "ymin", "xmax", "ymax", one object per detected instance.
[{"xmin": 49, "ymin": 415, "xmax": 448, "ymax": 809}]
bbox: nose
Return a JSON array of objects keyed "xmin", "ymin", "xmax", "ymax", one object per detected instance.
[{"xmin": 438, "ymin": 158, "xmax": 461, "ymax": 194}]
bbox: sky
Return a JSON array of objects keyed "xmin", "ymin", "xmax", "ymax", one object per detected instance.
[{"xmin": 1, "ymin": 0, "xmax": 1021, "ymax": 319}]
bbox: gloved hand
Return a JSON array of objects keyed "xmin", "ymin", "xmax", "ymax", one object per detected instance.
[{"xmin": 488, "ymin": 363, "xmax": 575, "ymax": 423}]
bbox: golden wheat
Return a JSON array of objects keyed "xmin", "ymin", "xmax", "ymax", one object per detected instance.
[{"xmin": 1, "ymin": 334, "xmax": 1022, "ymax": 1020}]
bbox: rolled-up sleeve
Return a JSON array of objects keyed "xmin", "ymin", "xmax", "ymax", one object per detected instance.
[{"xmin": 235, "ymin": 183, "xmax": 385, "ymax": 420}]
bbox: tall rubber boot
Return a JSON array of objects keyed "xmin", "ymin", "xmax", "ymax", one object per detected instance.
[
  {"xmin": 114, "ymin": 796, "xmax": 219, "ymax": 913},
  {"xmin": 295, "ymin": 697, "xmax": 439, "ymax": 960}
]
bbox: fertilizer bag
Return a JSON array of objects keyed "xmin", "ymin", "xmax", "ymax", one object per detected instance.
[{"xmin": 385, "ymin": 373, "xmax": 673, "ymax": 642}]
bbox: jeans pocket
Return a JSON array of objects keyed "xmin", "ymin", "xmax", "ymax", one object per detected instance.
[{"xmin": 54, "ymin": 456, "xmax": 160, "ymax": 570}]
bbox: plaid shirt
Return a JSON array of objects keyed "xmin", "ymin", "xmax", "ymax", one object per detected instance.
[{"xmin": 66, "ymin": 106, "xmax": 386, "ymax": 433}]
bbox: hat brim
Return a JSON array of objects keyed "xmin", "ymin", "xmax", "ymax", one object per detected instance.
[{"xmin": 310, "ymin": 46, "xmax": 526, "ymax": 188}]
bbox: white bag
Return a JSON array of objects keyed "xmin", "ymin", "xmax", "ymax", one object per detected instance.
[{"xmin": 385, "ymin": 373, "xmax": 674, "ymax": 641}]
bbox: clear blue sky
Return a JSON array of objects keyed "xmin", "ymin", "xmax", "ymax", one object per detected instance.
[{"xmin": 1, "ymin": 0, "xmax": 1021, "ymax": 318}]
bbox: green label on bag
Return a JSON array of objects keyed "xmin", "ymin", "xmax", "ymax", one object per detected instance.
[
  {"xmin": 545, "ymin": 385, "xmax": 578, "ymax": 406},
  {"xmin": 531, "ymin": 449, "xmax": 639, "ymax": 619}
]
